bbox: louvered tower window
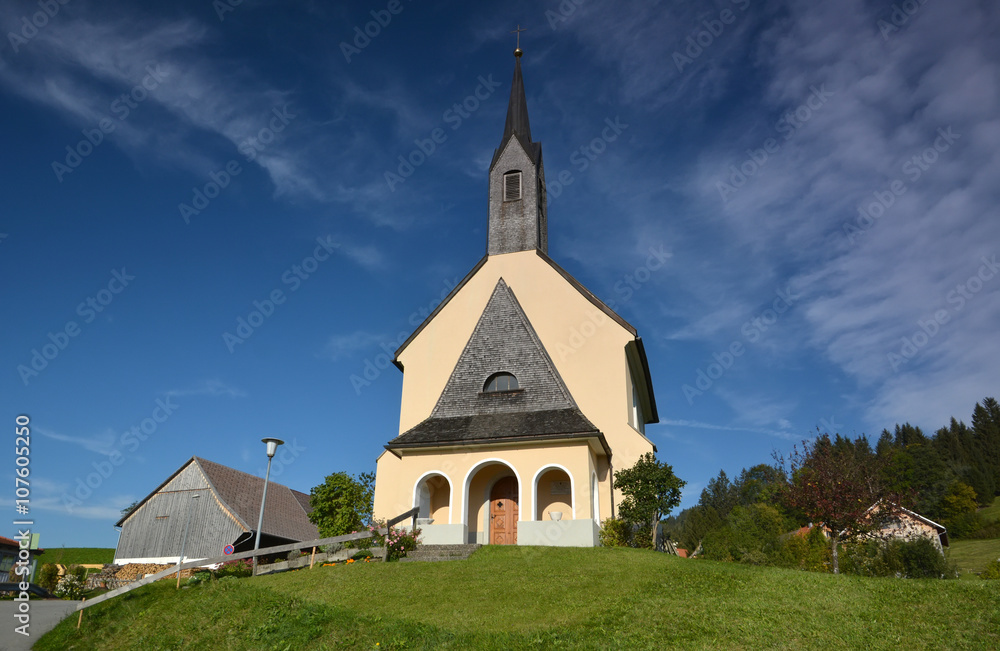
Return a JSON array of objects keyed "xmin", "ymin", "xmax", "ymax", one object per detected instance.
[{"xmin": 503, "ymin": 171, "xmax": 522, "ymax": 202}]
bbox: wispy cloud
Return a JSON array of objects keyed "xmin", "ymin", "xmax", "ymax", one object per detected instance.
[
  {"xmin": 165, "ymin": 379, "xmax": 247, "ymax": 399},
  {"xmin": 660, "ymin": 419, "xmax": 798, "ymax": 442},
  {"xmin": 35, "ymin": 426, "xmax": 117, "ymax": 455},
  {"xmin": 321, "ymin": 330, "xmax": 386, "ymax": 361}
]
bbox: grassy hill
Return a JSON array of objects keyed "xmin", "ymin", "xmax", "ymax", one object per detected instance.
[
  {"xmin": 948, "ymin": 539, "xmax": 1000, "ymax": 577},
  {"xmin": 39, "ymin": 547, "xmax": 115, "ymax": 566},
  {"xmin": 39, "ymin": 546, "xmax": 999, "ymax": 650}
]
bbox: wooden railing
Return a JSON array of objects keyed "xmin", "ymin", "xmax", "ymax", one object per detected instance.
[{"xmin": 77, "ymin": 507, "xmax": 421, "ymax": 612}]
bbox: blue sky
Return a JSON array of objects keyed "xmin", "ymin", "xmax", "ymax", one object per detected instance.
[{"xmin": 2, "ymin": 0, "xmax": 998, "ymax": 548}]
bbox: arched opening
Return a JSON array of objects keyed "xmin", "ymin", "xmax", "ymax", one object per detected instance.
[
  {"xmin": 483, "ymin": 372, "xmax": 518, "ymax": 392},
  {"xmin": 534, "ymin": 466, "xmax": 573, "ymax": 521},
  {"xmin": 414, "ymin": 473, "xmax": 451, "ymax": 524},
  {"xmin": 464, "ymin": 460, "xmax": 520, "ymax": 545}
]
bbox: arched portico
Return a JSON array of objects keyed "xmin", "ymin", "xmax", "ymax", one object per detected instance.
[
  {"xmin": 532, "ymin": 464, "xmax": 575, "ymax": 521},
  {"xmin": 413, "ymin": 471, "xmax": 452, "ymax": 524},
  {"xmin": 463, "ymin": 459, "xmax": 521, "ymax": 544}
]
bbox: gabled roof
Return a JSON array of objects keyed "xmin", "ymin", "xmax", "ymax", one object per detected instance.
[{"xmin": 115, "ymin": 457, "xmax": 318, "ymax": 542}]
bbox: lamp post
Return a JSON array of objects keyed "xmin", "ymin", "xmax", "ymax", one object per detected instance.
[
  {"xmin": 253, "ymin": 437, "xmax": 284, "ymax": 575},
  {"xmin": 176, "ymin": 492, "xmax": 200, "ymax": 588}
]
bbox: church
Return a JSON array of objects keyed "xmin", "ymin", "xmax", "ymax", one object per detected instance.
[{"xmin": 371, "ymin": 46, "xmax": 659, "ymax": 547}]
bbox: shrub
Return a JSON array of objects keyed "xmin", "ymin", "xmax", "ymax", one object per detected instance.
[
  {"xmin": 968, "ymin": 520, "xmax": 1000, "ymax": 539},
  {"xmin": 186, "ymin": 571, "xmax": 212, "ymax": 587},
  {"xmin": 215, "ymin": 558, "xmax": 254, "ymax": 578},
  {"xmin": 981, "ymin": 559, "xmax": 1000, "ymax": 580},
  {"xmin": 377, "ymin": 525, "xmax": 420, "ymax": 561},
  {"xmin": 702, "ymin": 504, "xmax": 788, "ymax": 565},
  {"xmin": 599, "ymin": 518, "xmax": 632, "ymax": 548},
  {"xmin": 841, "ymin": 537, "xmax": 956, "ymax": 578},
  {"xmin": 944, "ymin": 511, "xmax": 986, "ymax": 538},
  {"xmin": 54, "ymin": 574, "xmax": 85, "ymax": 600},
  {"xmin": 37, "ymin": 564, "xmax": 59, "ymax": 592}
]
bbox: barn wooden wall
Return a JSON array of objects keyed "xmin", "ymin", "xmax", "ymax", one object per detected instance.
[{"xmin": 115, "ymin": 464, "xmax": 246, "ymax": 561}]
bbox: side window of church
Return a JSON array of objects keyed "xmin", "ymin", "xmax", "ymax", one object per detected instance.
[
  {"xmin": 484, "ymin": 372, "xmax": 518, "ymax": 392},
  {"xmin": 503, "ymin": 171, "xmax": 522, "ymax": 202}
]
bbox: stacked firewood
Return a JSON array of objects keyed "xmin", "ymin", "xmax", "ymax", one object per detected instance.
[{"xmin": 89, "ymin": 563, "xmax": 173, "ymax": 589}]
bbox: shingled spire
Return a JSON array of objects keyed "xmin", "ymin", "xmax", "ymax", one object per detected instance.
[
  {"xmin": 487, "ymin": 44, "xmax": 548, "ymax": 255},
  {"xmin": 500, "ymin": 54, "xmax": 532, "ymax": 149}
]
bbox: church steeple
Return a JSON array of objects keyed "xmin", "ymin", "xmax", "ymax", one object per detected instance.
[
  {"xmin": 488, "ymin": 43, "xmax": 548, "ymax": 256},
  {"xmin": 500, "ymin": 53, "xmax": 532, "ymax": 147}
]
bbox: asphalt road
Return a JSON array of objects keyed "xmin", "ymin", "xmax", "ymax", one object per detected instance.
[{"xmin": 0, "ymin": 600, "xmax": 81, "ymax": 651}]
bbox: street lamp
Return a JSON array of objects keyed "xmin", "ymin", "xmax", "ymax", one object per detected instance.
[
  {"xmin": 253, "ymin": 437, "xmax": 284, "ymax": 575},
  {"xmin": 176, "ymin": 492, "xmax": 200, "ymax": 588}
]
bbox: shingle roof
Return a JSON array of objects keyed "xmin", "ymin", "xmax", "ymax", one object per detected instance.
[
  {"xmin": 386, "ymin": 407, "xmax": 611, "ymax": 456},
  {"xmin": 195, "ymin": 457, "xmax": 319, "ymax": 542},
  {"xmin": 490, "ymin": 54, "xmax": 540, "ymax": 171}
]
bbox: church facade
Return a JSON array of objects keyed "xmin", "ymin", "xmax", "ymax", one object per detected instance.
[{"xmin": 372, "ymin": 49, "xmax": 659, "ymax": 547}]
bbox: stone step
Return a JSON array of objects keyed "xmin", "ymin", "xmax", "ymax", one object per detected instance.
[{"xmin": 400, "ymin": 543, "xmax": 481, "ymax": 563}]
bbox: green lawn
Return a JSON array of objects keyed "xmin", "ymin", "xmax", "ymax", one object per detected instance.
[
  {"xmin": 40, "ymin": 547, "xmax": 115, "ymax": 566},
  {"xmin": 948, "ymin": 539, "xmax": 1000, "ymax": 577},
  {"xmin": 37, "ymin": 546, "xmax": 999, "ymax": 650},
  {"xmin": 980, "ymin": 496, "xmax": 1000, "ymax": 522}
]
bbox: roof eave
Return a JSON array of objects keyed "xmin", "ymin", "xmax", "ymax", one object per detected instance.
[{"xmin": 387, "ymin": 430, "xmax": 612, "ymax": 458}]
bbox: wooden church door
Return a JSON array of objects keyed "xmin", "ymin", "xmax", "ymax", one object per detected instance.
[{"xmin": 489, "ymin": 476, "xmax": 518, "ymax": 545}]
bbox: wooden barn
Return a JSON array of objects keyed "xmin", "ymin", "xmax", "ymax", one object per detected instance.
[{"xmin": 113, "ymin": 456, "xmax": 319, "ymax": 565}]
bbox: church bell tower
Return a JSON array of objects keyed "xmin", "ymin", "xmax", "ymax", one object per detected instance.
[{"xmin": 487, "ymin": 47, "xmax": 547, "ymax": 255}]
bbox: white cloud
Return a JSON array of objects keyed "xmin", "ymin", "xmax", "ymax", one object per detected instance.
[
  {"xmin": 165, "ymin": 379, "xmax": 247, "ymax": 399},
  {"xmin": 321, "ymin": 330, "xmax": 386, "ymax": 361}
]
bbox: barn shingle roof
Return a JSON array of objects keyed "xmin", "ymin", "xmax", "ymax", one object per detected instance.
[{"xmin": 195, "ymin": 457, "xmax": 318, "ymax": 542}]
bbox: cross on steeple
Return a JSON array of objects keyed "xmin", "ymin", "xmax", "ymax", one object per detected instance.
[{"xmin": 511, "ymin": 24, "xmax": 526, "ymax": 57}]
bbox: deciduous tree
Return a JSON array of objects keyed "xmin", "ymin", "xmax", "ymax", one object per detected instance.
[
  {"xmin": 308, "ymin": 471, "xmax": 376, "ymax": 538},
  {"xmin": 614, "ymin": 452, "xmax": 685, "ymax": 549},
  {"xmin": 782, "ymin": 434, "xmax": 902, "ymax": 574}
]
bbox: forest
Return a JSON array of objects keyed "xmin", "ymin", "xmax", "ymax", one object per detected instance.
[{"xmin": 663, "ymin": 397, "xmax": 1000, "ymax": 574}]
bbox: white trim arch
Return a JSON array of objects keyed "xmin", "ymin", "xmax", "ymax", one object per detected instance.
[
  {"xmin": 412, "ymin": 470, "xmax": 454, "ymax": 525},
  {"xmin": 531, "ymin": 464, "xmax": 576, "ymax": 521},
  {"xmin": 461, "ymin": 458, "xmax": 524, "ymax": 526}
]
